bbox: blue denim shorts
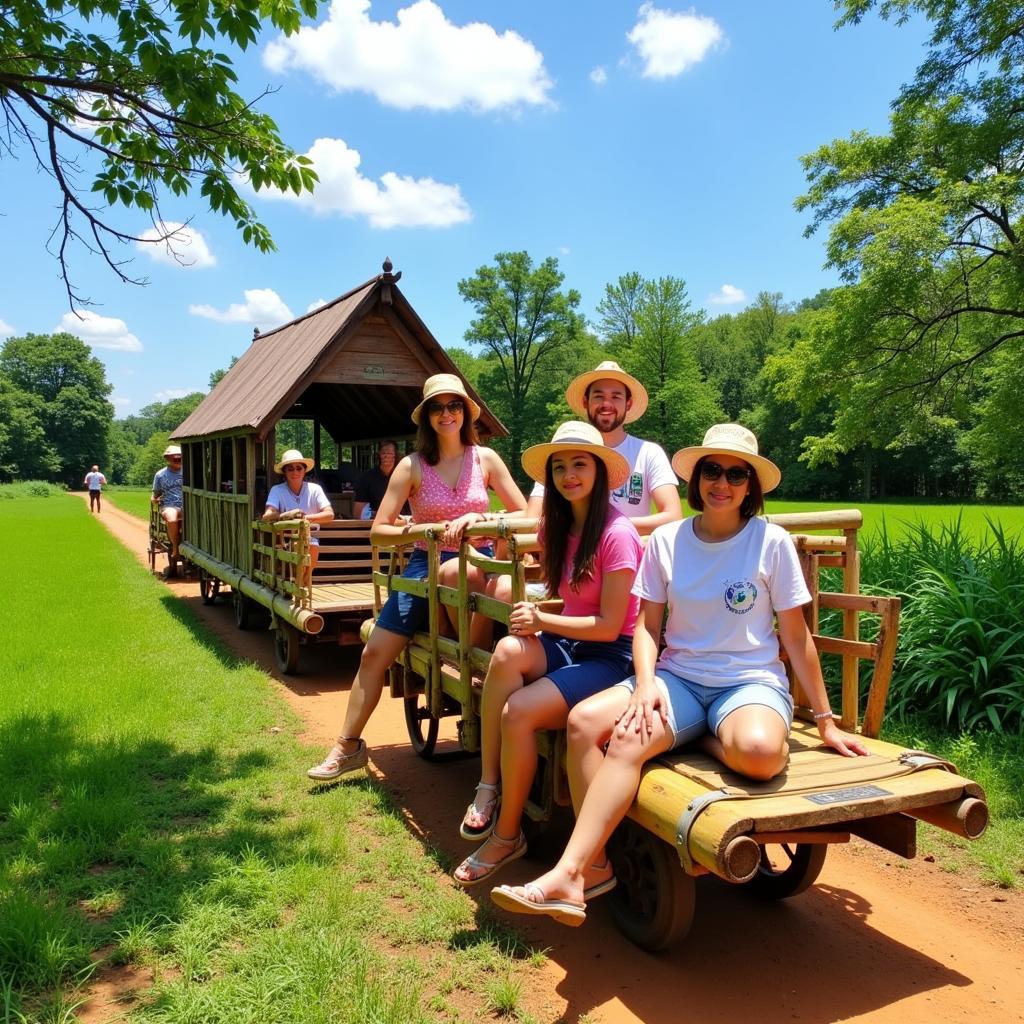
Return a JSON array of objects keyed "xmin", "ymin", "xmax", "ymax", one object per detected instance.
[
  {"xmin": 374, "ymin": 545, "xmax": 493, "ymax": 638},
  {"xmin": 616, "ymin": 669, "xmax": 794, "ymax": 749},
  {"xmin": 538, "ymin": 633, "xmax": 634, "ymax": 708}
]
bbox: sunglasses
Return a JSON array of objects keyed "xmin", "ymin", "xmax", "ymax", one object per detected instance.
[
  {"xmin": 700, "ymin": 461, "xmax": 752, "ymax": 486},
  {"xmin": 283, "ymin": 464, "xmax": 306, "ymax": 473},
  {"xmin": 426, "ymin": 399, "xmax": 464, "ymax": 416}
]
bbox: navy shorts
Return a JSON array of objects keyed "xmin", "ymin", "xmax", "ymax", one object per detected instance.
[
  {"xmin": 375, "ymin": 544, "xmax": 494, "ymax": 638},
  {"xmin": 538, "ymin": 633, "xmax": 634, "ymax": 708}
]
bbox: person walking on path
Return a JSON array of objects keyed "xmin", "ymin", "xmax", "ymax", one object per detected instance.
[
  {"xmin": 524, "ymin": 361, "xmax": 682, "ymax": 536},
  {"xmin": 491, "ymin": 423, "xmax": 868, "ymax": 926},
  {"xmin": 307, "ymin": 373, "xmax": 527, "ymax": 783},
  {"xmin": 83, "ymin": 465, "xmax": 107, "ymax": 513}
]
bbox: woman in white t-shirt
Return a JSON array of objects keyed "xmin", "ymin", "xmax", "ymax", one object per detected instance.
[{"xmin": 490, "ymin": 423, "xmax": 869, "ymax": 926}]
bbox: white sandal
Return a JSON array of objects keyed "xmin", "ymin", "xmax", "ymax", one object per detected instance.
[
  {"xmin": 453, "ymin": 830, "xmax": 526, "ymax": 887},
  {"xmin": 459, "ymin": 781, "xmax": 500, "ymax": 841},
  {"xmin": 306, "ymin": 737, "xmax": 369, "ymax": 781}
]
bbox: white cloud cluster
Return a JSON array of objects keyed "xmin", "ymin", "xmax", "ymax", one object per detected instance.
[
  {"xmin": 306, "ymin": 298, "xmax": 328, "ymax": 313},
  {"xmin": 137, "ymin": 222, "xmax": 217, "ymax": 269},
  {"xmin": 256, "ymin": 138, "xmax": 471, "ymax": 229},
  {"xmin": 627, "ymin": 3, "xmax": 724, "ymax": 79},
  {"xmin": 55, "ymin": 311, "xmax": 143, "ymax": 352},
  {"xmin": 112, "ymin": 396, "xmax": 132, "ymax": 410},
  {"xmin": 153, "ymin": 388, "xmax": 191, "ymax": 401},
  {"xmin": 709, "ymin": 284, "xmax": 746, "ymax": 306},
  {"xmin": 263, "ymin": 0, "xmax": 552, "ymax": 112},
  {"xmin": 0, "ymin": 318, "xmax": 15, "ymax": 338},
  {"xmin": 590, "ymin": 66, "xmax": 608, "ymax": 86},
  {"xmin": 189, "ymin": 289, "xmax": 295, "ymax": 329}
]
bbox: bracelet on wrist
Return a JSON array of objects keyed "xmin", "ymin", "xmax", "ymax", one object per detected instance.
[{"xmin": 812, "ymin": 710, "xmax": 836, "ymax": 721}]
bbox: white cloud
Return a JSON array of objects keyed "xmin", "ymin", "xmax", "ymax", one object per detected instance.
[
  {"xmin": 112, "ymin": 396, "xmax": 132, "ymax": 409},
  {"xmin": 137, "ymin": 222, "xmax": 217, "ymax": 269},
  {"xmin": 306, "ymin": 298, "xmax": 328, "ymax": 313},
  {"xmin": 589, "ymin": 66, "xmax": 608, "ymax": 85},
  {"xmin": 627, "ymin": 3, "xmax": 724, "ymax": 79},
  {"xmin": 558, "ymin": 246, "xmax": 571, "ymax": 256},
  {"xmin": 153, "ymin": 388, "xmax": 191, "ymax": 401},
  {"xmin": 709, "ymin": 284, "xmax": 746, "ymax": 306},
  {"xmin": 189, "ymin": 288, "xmax": 294, "ymax": 329},
  {"xmin": 55, "ymin": 311, "xmax": 143, "ymax": 352},
  {"xmin": 263, "ymin": 0, "xmax": 552, "ymax": 112},
  {"xmin": 0, "ymin": 318, "xmax": 15, "ymax": 338},
  {"xmin": 255, "ymin": 137, "xmax": 471, "ymax": 229}
]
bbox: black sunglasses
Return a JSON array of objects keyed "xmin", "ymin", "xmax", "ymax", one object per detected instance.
[
  {"xmin": 700, "ymin": 461, "xmax": 752, "ymax": 486},
  {"xmin": 426, "ymin": 399, "xmax": 464, "ymax": 416}
]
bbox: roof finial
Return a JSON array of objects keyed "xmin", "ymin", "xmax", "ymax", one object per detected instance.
[
  {"xmin": 379, "ymin": 257, "xmax": 401, "ymax": 304},
  {"xmin": 382, "ymin": 257, "xmax": 393, "ymax": 274},
  {"xmin": 252, "ymin": 327, "xmax": 261, "ymax": 341}
]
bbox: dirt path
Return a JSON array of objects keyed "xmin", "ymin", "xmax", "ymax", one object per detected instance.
[{"xmin": 85, "ymin": 496, "xmax": 1024, "ymax": 1024}]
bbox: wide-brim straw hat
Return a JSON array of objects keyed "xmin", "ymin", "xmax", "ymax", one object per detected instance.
[
  {"xmin": 521, "ymin": 420, "xmax": 631, "ymax": 489},
  {"xmin": 274, "ymin": 448, "xmax": 315, "ymax": 474},
  {"xmin": 410, "ymin": 373, "xmax": 481, "ymax": 425},
  {"xmin": 671, "ymin": 423, "xmax": 782, "ymax": 493},
  {"xmin": 163, "ymin": 445, "xmax": 182, "ymax": 458},
  {"xmin": 565, "ymin": 360, "xmax": 648, "ymax": 424}
]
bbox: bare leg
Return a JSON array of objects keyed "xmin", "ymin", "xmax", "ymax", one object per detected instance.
[
  {"xmin": 162, "ymin": 508, "xmax": 182, "ymax": 558},
  {"xmin": 438, "ymin": 559, "xmax": 494, "ymax": 650},
  {"xmin": 301, "ymin": 546, "xmax": 320, "ymax": 589},
  {"xmin": 699, "ymin": 705, "xmax": 789, "ymax": 781},
  {"xmin": 565, "ymin": 687, "xmax": 632, "ymax": 815}
]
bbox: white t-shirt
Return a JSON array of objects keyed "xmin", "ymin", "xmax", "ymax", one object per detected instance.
[
  {"xmin": 633, "ymin": 517, "xmax": 811, "ymax": 691},
  {"xmin": 265, "ymin": 481, "xmax": 332, "ymax": 531},
  {"xmin": 85, "ymin": 471, "xmax": 106, "ymax": 490},
  {"xmin": 530, "ymin": 433, "xmax": 677, "ymax": 518}
]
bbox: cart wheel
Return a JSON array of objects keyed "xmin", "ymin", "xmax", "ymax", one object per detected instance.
[
  {"xmin": 607, "ymin": 819, "xmax": 696, "ymax": 951},
  {"xmin": 745, "ymin": 842, "xmax": 827, "ymax": 900},
  {"xmin": 199, "ymin": 570, "xmax": 221, "ymax": 605},
  {"xmin": 234, "ymin": 591, "xmax": 259, "ymax": 630},
  {"xmin": 403, "ymin": 692, "xmax": 440, "ymax": 758},
  {"xmin": 274, "ymin": 623, "xmax": 301, "ymax": 674}
]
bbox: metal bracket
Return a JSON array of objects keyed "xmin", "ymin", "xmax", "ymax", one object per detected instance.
[{"xmin": 675, "ymin": 789, "xmax": 736, "ymax": 872}]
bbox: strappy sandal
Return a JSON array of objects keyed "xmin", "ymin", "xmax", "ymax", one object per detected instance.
[
  {"xmin": 460, "ymin": 781, "xmax": 500, "ymax": 841},
  {"xmin": 306, "ymin": 737, "xmax": 369, "ymax": 781},
  {"xmin": 453, "ymin": 830, "xmax": 526, "ymax": 888}
]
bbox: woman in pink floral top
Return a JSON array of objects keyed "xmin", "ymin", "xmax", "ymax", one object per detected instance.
[{"xmin": 308, "ymin": 374, "xmax": 526, "ymax": 783}]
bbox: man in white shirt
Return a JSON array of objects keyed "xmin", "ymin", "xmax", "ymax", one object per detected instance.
[
  {"xmin": 83, "ymin": 465, "xmax": 107, "ymax": 513},
  {"xmin": 525, "ymin": 361, "xmax": 682, "ymax": 535}
]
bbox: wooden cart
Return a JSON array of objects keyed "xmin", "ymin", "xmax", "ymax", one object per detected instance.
[
  {"xmin": 148, "ymin": 502, "xmax": 174, "ymax": 574},
  {"xmin": 369, "ymin": 510, "xmax": 989, "ymax": 950}
]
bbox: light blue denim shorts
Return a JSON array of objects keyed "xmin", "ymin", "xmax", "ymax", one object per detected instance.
[{"xmin": 616, "ymin": 669, "xmax": 794, "ymax": 749}]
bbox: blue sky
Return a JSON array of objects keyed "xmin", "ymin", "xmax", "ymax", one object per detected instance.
[{"xmin": 1, "ymin": 1, "xmax": 930, "ymax": 416}]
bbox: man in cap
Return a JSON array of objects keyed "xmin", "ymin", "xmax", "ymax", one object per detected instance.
[
  {"xmin": 83, "ymin": 464, "xmax": 107, "ymax": 513},
  {"xmin": 152, "ymin": 444, "xmax": 184, "ymax": 571},
  {"xmin": 525, "ymin": 361, "xmax": 681, "ymax": 535}
]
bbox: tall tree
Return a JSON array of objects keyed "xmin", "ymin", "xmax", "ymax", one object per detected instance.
[
  {"xmin": 458, "ymin": 252, "xmax": 583, "ymax": 476},
  {"xmin": 595, "ymin": 272, "xmax": 644, "ymax": 354},
  {"xmin": 0, "ymin": 375, "xmax": 59, "ymax": 481},
  {"xmin": 1, "ymin": 0, "xmax": 319, "ymax": 305},
  {"xmin": 796, "ymin": 0, "xmax": 1024, "ymax": 461},
  {"xmin": 0, "ymin": 333, "xmax": 113, "ymax": 484}
]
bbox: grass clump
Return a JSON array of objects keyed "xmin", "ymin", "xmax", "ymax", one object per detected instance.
[{"xmin": 0, "ymin": 480, "xmax": 66, "ymax": 499}]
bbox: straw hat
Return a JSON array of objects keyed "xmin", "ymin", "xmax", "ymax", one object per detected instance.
[
  {"xmin": 274, "ymin": 449, "xmax": 315, "ymax": 474},
  {"xmin": 410, "ymin": 373, "xmax": 481, "ymax": 425},
  {"xmin": 163, "ymin": 445, "xmax": 182, "ymax": 458},
  {"xmin": 671, "ymin": 424, "xmax": 781, "ymax": 493},
  {"xmin": 521, "ymin": 421, "xmax": 630, "ymax": 489},
  {"xmin": 565, "ymin": 360, "xmax": 648, "ymax": 424}
]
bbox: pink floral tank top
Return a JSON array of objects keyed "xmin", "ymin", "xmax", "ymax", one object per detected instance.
[{"xmin": 409, "ymin": 445, "xmax": 490, "ymax": 551}]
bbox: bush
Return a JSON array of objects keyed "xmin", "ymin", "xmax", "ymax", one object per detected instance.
[
  {"xmin": 860, "ymin": 519, "xmax": 1024, "ymax": 733},
  {"xmin": 0, "ymin": 481, "xmax": 66, "ymax": 500}
]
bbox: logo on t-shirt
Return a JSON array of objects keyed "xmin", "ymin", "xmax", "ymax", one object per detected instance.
[
  {"xmin": 613, "ymin": 471, "xmax": 643, "ymax": 505},
  {"xmin": 724, "ymin": 579, "xmax": 757, "ymax": 615}
]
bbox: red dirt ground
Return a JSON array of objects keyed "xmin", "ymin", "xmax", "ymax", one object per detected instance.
[{"xmin": 81, "ymin": 497, "xmax": 1024, "ymax": 1024}]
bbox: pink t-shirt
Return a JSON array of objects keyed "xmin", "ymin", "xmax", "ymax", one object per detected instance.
[
  {"xmin": 541, "ymin": 507, "xmax": 643, "ymax": 636},
  {"xmin": 409, "ymin": 445, "xmax": 490, "ymax": 552}
]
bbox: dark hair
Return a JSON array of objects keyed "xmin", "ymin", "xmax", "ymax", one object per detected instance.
[
  {"xmin": 540, "ymin": 454, "xmax": 611, "ymax": 596},
  {"xmin": 686, "ymin": 455, "xmax": 765, "ymax": 518},
  {"xmin": 415, "ymin": 409, "xmax": 478, "ymax": 465}
]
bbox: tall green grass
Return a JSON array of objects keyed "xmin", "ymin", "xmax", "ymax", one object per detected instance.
[
  {"xmin": 98, "ymin": 486, "xmax": 152, "ymax": 520},
  {"xmin": 0, "ymin": 493, "xmax": 542, "ymax": 1022}
]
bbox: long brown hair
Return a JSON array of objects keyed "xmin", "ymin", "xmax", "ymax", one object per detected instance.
[
  {"xmin": 415, "ymin": 407, "xmax": 479, "ymax": 466},
  {"xmin": 540, "ymin": 455, "xmax": 611, "ymax": 596},
  {"xmin": 686, "ymin": 455, "xmax": 765, "ymax": 518}
]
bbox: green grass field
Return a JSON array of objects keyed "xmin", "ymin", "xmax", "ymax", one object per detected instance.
[
  {"xmin": 0, "ymin": 493, "xmax": 543, "ymax": 1023},
  {"xmin": 102, "ymin": 487, "xmax": 153, "ymax": 520}
]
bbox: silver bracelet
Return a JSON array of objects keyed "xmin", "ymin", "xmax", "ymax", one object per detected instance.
[{"xmin": 812, "ymin": 710, "xmax": 836, "ymax": 721}]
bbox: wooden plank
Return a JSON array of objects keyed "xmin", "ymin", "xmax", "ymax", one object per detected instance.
[
  {"xmin": 816, "ymin": 635, "xmax": 878, "ymax": 660},
  {"xmin": 848, "ymin": 813, "xmax": 917, "ymax": 858}
]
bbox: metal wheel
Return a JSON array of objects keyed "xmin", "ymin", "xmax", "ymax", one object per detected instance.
[
  {"xmin": 745, "ymin": 842, "xmax": 827, "ymax": 900},
  {"xmin": 274, "ymin": 623, "xmax": 301, "ymax": 674},
  {"xmin": 403, "ymin": 691, "xmax": 440, "ymax": 758},
  {"xmin": 199, "ymin": 570, "xmax": 221, "ymax": 605},
  {"xmin": 234, "ymin": 591, "xmax": 260, "ymax": 630},
  {"xmin": 607, "ymin": 819, "xmax": 696, "ymax": 952}
]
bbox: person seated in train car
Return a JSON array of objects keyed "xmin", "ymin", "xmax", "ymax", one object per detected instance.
[
  {"xmin": 307, "ymin": 373, "xmax": 527, "ymax": 782},
  {"xmin": 152, "ymin": 444, "xmax": 184, "ymax": 575},
  {"xmin": 262, "ymin": 449, "xmax": 335, "ymax": 588},
  {"xmin": 488, "ymin": 424, "xmax": 868, "ymax": 926},
  {"xmin": 451, "ymin": 421, "xmax": 643, "ymax": 887},
  {"xmin": 354, "ymin": 440, "xmax": 409, "ymax": 521}
]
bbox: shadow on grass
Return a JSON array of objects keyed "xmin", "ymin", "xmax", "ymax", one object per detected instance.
[{"xmin": 0, "ymin": 711, "xmax": 314, "ymax": 1009}]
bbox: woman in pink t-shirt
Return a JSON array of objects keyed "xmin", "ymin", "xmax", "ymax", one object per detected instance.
[{"xmin": 453, "ymin": 421, "xmax": 642, "ymax": 887}]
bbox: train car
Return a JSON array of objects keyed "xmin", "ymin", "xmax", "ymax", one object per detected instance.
[{"xmin": 170, "ymin": 260, "xmax": 506, "ymax": 672}]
